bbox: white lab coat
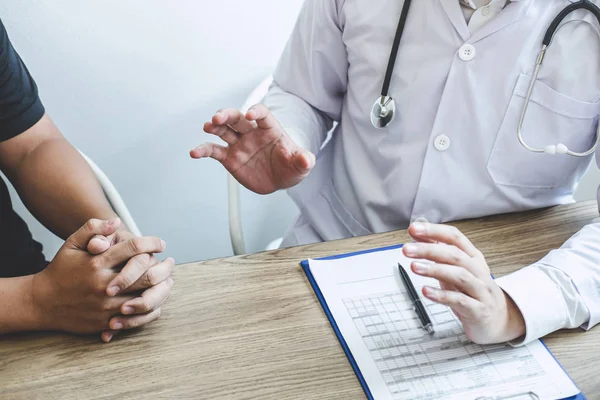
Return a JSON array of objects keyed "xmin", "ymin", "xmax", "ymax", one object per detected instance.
[{"xmin": 263, "ymin": 0, "xmax": 600, "ymax": 344}]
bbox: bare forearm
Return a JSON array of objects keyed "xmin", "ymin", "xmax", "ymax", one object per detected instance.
[
  {"xmin": 10, "ymin": 138, "xmax": 117, "ymax": 240},
  {"xmin": 0, "ymin": 275, "xmax": 40, "ymax": 333}
]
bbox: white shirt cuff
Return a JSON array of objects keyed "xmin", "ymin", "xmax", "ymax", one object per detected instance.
[{"xmin": 495, "ymin": 266, "xmax": 567, "ymax": 346}]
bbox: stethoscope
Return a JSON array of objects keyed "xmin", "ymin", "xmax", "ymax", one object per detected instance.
[{"xmin": 371, "ymin": 0, "xmax": 600, "ymax": 158}]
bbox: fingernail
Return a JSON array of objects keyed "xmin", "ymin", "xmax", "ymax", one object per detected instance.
[
  {"xmin": 412, "ymin": 222, "xmax": 426, "ymax": 235},
  {"xmin": 161, "ymin": 240, "xmax": 166, "ymax": 249},
  {"xmin": 107, "ymin": 218, "xmax": 117, "ymax": 226},
  {"xmin": 112, "ymin": 321, "xmax": 123, "ymax": 330},
  {"xmin": 168, "ymin": 277, "xmax": 174, "ymax": 286},
  {"xmin": 122, "ymin": 306, "xmax": 134, "ymax": 315},
  {"xmin": 104, "ymin": 333, "xmax": 113, "ymax": 342},
  {"xmin": 107, "ymin": 286, "xmax": 120, "ymax": 296},
  {"xmin": 404, "ymin": 244, "xmax": 418, "ymax": 256},
  {"xmin": 412, "ymin": 262, "xmax": 429, "ymax": 274},
  {"xmin": 423, "ymin": 286, "xmax": 438, "ymax": 299}
]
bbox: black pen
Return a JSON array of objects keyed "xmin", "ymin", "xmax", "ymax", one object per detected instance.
[{"xmin": 398, "ymin": 263, "xmax": 434, "ymax": 334}]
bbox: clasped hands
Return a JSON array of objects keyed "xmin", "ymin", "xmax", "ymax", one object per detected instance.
[{"xmin": 32, "ymin": 218, "xmax": 174, "ymax": 343}]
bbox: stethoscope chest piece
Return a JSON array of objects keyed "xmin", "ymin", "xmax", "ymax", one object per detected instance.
[{"xmin": 371, "ymin": 96, "xmax": 396, "ymax": 129}]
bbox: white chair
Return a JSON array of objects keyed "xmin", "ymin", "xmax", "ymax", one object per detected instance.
[
  {"xmin": 228, "ymin": 76, "xmax": 284, "ymax": 255},
  {"xmin": 77, "ymin": 150, "xmax": 142, "ymax": 237}
]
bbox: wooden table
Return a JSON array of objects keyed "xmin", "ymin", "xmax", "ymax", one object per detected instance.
[{"xmin": 2, "ymin": 202, "xmax": 600, "ymax": 399}]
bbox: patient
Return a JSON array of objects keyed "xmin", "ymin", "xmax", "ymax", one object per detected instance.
[{"xmin": 0, "ymin": 18, "xmax": 174, "ymax": 342}]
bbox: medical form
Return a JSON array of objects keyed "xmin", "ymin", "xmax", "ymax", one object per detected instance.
[{"xmin": 308, "ymin": 248, "xmax": 580, "ymax": 400}]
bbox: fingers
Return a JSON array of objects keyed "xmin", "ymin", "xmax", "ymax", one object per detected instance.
[
  {"xmin": 212, "ymin": 109, "xmax": 258, "ymax": 134},
  {"xmin": 101, "ymin": 330, "xmax": 119, "ymax": 343},
  {"xmin": 211, "ymin": 108, "xmax": 243, "ymax": 127},
  {"xmin": 120, "ymin": 277, "xmax": 174, "ymax": 316},
  {"xmin": 97, "ymin": 236, "xmax": 166, "ymax": 272},
  {"xmin": 68, "ymin": 218, "xmax": 121, "ymax": 250},
  {"xmin": 203, "ymin": 122, "xmax": 239, "ymax": 145},
  {"xmin": 87, "ymin": 235, "xmax": 111, "ymax": 255},
  {"xmin": 422, "ymin": 286, "xmax": 483, "ymax": 320},
  {"xmin": 403, "ymin": 242, "xmax": 473, "ymax": 270},
  {"xmin": 105, "ymin": 252, "xmax": 157, "ymax": 296},
  {"xmin": 246, "ymin": 104, "xmax": 279, "ymax": 130},
  {"xmin": 109, "ymin": 308, "xmax": 163, "ymax": 331},
  {"xmin": 291, "ymin": 151, "xmax": 316, "ymax": 174},
  {"xmin": 189, "ymin": 143, "xmax": 228, "ymax": 161},
  {"xmin": 412, "ymin": 262, "xmax": 483, "ymax": 299},
  {"xmin": 125, "ymin": 257, "xmax": 175, "ymax": 293},
  {"xmin": 409, "ymin": 223, "xmax": 480, "ymax": 257}
]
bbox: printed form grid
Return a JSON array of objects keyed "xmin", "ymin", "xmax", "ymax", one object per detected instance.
[{"xmin": 343, "ymin": 292, "xmax": 548, "ymax": 400}]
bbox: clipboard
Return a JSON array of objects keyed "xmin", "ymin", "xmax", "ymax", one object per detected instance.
[{"xmin": 301, "ymin": 244, "xmax": 586, "ymax": 400}]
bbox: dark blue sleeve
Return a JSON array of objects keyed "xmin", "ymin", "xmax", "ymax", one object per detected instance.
[{"xmin": 0, "ymin": 18, "xmax": 45, "ymax": 142}]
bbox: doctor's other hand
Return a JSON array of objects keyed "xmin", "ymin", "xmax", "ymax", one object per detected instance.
[
  {"xmin": 190, "ymin": 105, "xmax": 316, "ymax": 194},
  {"xmin": 403, "ymin": 223, "xmax": 526, "ymax": 345},
  {"xmin": 30, "ymin": 219, "xmax": 170, "ymax": 341}
]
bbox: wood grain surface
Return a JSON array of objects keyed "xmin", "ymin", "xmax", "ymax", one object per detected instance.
[{"xmin": 1, "ymin": 202, "xmax": 599, "ymax": 399}]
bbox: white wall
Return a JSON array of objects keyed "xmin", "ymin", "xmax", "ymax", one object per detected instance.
[
  {"xmin": 1, "ymin": 1, "xmax": 598, "ymax": 264},
  {"xmin": 0, "ymin": 0, "xmax": 302, "ymax": 263}
]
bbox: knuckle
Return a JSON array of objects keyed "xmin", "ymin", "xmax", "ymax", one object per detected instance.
[
  {"xmin": 137, "ymin": 253, "xmax": 151, "ymax": 268},
  {"xmin": 127, "ymin": 318, "xmax": 140, "ymax": 329},
  {"xmin": 456, "ymin": 296, "xmax": 468, "ymax": 309},
  {"xmin": 85, "ymin": 219, "xmax": 100, "ymax": 231},
  {"xmin": 101, "ymin": 300, "xmax": 113, "ymax": 312},
  {"xmin": 139, "ymin": 300, "xmax": 152, "ymax": 313},
  {"xmin": 128, "ymin": 238, "xmax": 144, "ymax": 254},
  {"xmin": 88, "ymin": 257, "xmax": 104, "ymax": 271},
  {"xmin": 118, "ymin": 274, "xmax": 134, "ymax": 290},
  {"xmin": 451, "ymin": 247, "xmax": 463, "ymax": 264},
  {"xmin": 456, "ymin": 269, "xmax": 470, "ymax": 287},
  {"xmin": 450, "ymin": 226, "xmax": 462, "ymax": 241},
  {"xmin": 144, "ymin": 269, "xmax": 157, "ymax": 286},
  {"xmin": 437, "ymin": 290, "xmax": 448, "ymax": 303}
]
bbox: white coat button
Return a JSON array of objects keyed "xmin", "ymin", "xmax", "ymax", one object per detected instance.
[
  {"xmin": 481, "ymin": 6, "xmax": 491, "ymax": 16},
  {"xmin": 434, "ymin": 134, "xmax": 451, "ymax": 151},
  {"xmin": 458, "ymin": 44, "xmax": 476, "ymax": 61}
]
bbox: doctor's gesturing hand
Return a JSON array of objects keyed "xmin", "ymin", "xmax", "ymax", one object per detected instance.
[
  {"xmin": 190, "ymin": 105, "xmax": 316, "ymax": 194},
  {"xmin": 403, "ymin": 223, "xmax": 526, "ymax": 345}
]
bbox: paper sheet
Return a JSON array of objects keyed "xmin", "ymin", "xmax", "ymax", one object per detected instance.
[{"xmin": 309, "ymin": 247, "xmax": 579, "ymax": 400}]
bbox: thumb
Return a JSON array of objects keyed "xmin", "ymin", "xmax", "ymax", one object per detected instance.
[
  {"xmin": 67, "ymin": 218, "xmax": 121, "ymax": 250},
  {"xmin": 87, "ymin": 235, "xmax": 112, "ymax": 255},
  {"xmin": 291, "ymin": 151, "xmax": 316, "ymax": 174}
]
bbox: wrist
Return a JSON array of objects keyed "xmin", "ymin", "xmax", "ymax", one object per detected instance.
[
  {"xmin": 502, "ymin": 290, "xmax": 526, "ymax": 342},
  {"xmin": 3, "ymin": 274, "xmax": 46, "ymax": 332},
  {"xmin": 30, "ymin": 270, "xmax": 55, "ymax": 331}
]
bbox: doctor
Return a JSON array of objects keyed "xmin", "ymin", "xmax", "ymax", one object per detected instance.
[{"xmin": 191, "ymin": 0, "xmax": 600, "ymax": 346}]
